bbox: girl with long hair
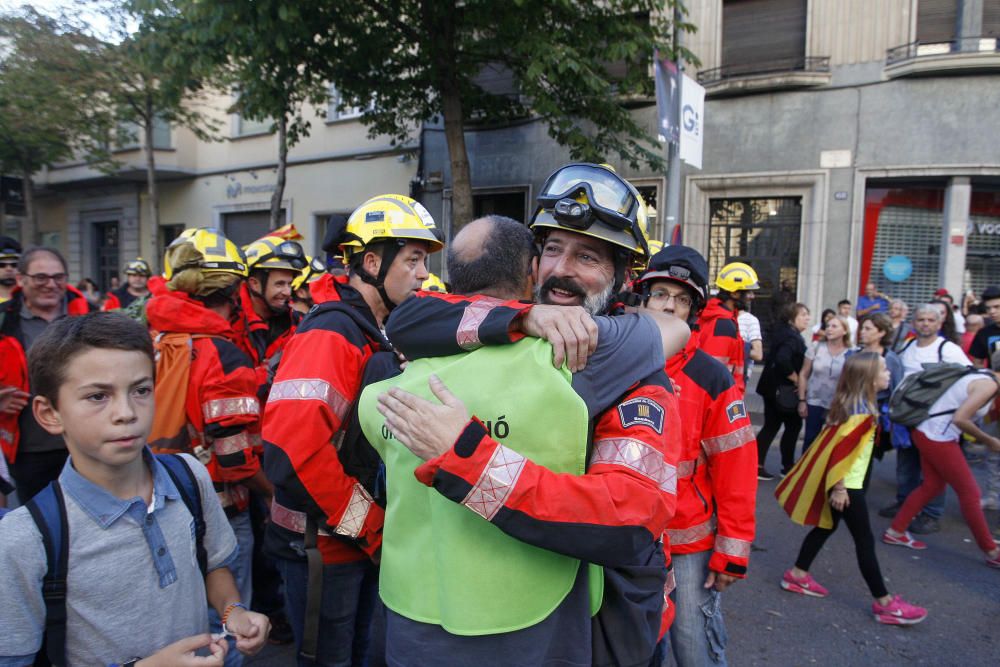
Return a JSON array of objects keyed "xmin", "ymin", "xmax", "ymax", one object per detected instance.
[{"xmin": 776, "ymin": 352, "xmax": 927, "ymax": 625}]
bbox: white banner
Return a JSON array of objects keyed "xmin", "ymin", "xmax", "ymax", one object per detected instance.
[{"xmin": 679, "ymin": 74, "xmax": 705, "ymax": 169}]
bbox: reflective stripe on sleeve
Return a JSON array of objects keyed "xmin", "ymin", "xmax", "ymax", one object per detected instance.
[
  {"xmin": 268, "ymin": 378, "xmax": 350, "ymax": 421},
  {"xmin": 667, "ymin": 517, "xmax": 716, "ymax": 546},
  {"xmin": 212, "ymin": 431, "xmax": 252, "ymax": 455},
  {"xmin": 701, "ymin": 424, "xmax": 756, "ymax": 457},
  {"xmin": 202, "ymin": 396, "xmax": 260, "ymax": 421},
  {"xmin": 590, "ymin": 438, "xmax": 677, "ymax": 495},
  {"xmin": 715, "ymin": 534, "xmax": 752, "ymax": 559},
  {"xmin": 461, "ymin": 444, "xmax": 526, "ymax": 521},
  {"xmin": 335, "ymin": 483, "xmax": 375, "ymax": 539},
  {"xmin": 456, "ymin": 298, "xmax": 503, "ymax": 351}
]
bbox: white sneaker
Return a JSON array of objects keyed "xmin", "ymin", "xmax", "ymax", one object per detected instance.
[{"xmin": 982, "ymin": 497, "xmax": 1000, "ymax": 511}]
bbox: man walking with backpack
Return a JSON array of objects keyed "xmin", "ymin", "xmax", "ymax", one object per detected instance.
[{"xmin": 879, "ymin": 304, "xmax": 971, "ymax": 534}]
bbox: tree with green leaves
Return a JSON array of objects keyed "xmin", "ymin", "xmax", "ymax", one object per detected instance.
[
  {"xmin": 0, "ymin": 7, "xmax": 115, "ymax": 242},
  {"xmin": 92, "ymin": 1, "xmax": 220, "ymax": 231},
  {"xmin": 140, "ymin": 1, "xmax": 339, "ymax": 230},
  {"xmin": 326, "ymin": 0, "xmax": 697, "ymax": 229}
]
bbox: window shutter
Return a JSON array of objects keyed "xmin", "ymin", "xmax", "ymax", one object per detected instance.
[
  {"xmin": 984, "ymin": 0, "xmax": 1000, "ymax": 38},
  {"xmin": 722, "ymin": 0, "xmax": 807, "ymax": 72},
  {"xmin": 916, "ymin": 0, "xmax": 959, "ymax": 43}
]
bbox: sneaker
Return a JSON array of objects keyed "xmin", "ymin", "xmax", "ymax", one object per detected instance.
[
  {"xmin": 872, "ymin": 595, "xmax": 928, "ymax": 625},
  {"xmin": 908, "ymin": 514, "xmax": 941, "ymax": 535},
  {"xmin": 780, "ymin": 569, "xmax": 829, "ymax": 598},
  {"xmin": 981, "ymin": 496, "xmax": 1000, "ymax": 511},
  {"xmin": 881, "ymin": 530, "xmax": 928, "ymax": 550},
  {"xmin": 878, "ymin": 501, "xmax": 903, "ymax": 518},
  {"xmin": 986, "ymin": 552, "xmax": 1000, "ymax": 569},
  {"xmin": 757, "ymin": 466, "xmax": 775, "ymax": 481}
]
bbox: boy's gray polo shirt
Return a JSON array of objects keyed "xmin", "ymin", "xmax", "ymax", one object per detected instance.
[{"xmin": 0, "ymin": 450, "xmax": 237, "ymax": 666}]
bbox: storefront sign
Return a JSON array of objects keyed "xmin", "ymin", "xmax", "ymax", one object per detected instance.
[
  {"xmin": 226, "ymin": 181, "xmax": 277, "ymax": 199},
  {"xmin": 970, "ymin": 221, "xmax": 1000, "ymax": 236},
  {"xmin": 883, "ymin": 255, "xmax": 913, "ymax": 282}
]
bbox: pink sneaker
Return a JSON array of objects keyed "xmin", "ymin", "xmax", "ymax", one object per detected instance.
[
  {"xmin": 986, "ymin": 553, "xmax": 1000, "ymax": 569},
  {"xmin": 872, "ymin": 595, "xmax": 928, "ymax": 625},
  {"xmin": 882, "ymin": 530, "xmax": 927, "ymax": 550},
  {"xmin": 780, "ymin": 569, "xmax": 829, "ymax": 598}
]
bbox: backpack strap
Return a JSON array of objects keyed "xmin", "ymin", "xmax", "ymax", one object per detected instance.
[
  {"xmin": 937, "ymin": 338, "xmax": 946, "ymax": 362},
  {"xmin": 157, "ymin": 453, "xmax": 208, "ymax": 579},
  {"xmin": 25, "ymin": 482, "xmax": 69, "ymax": 667}
]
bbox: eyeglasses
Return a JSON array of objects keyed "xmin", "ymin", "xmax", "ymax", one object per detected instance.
[
  {"xmin": 647, "ymin": 290, "xmax": 693, "ymax": 308},
  {"xmin": 24, "ymin": 272, "xmax": 68, "ymax": 287}
]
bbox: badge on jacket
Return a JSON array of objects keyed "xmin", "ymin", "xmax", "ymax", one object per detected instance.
[
  {"xmin": 618, "ymin": 397, "xmax": 665, "ymax": 434},
  {"xmin": 725, "ymin": 400, "xmax": 747, "ymax": 423}
]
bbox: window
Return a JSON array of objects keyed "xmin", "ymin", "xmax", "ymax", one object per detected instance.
[
  {"xmin": 917, "ymin": 0, "xmax": 959, "ymax": 44},
  {"xmin": 721, "ymin": 0, "xmax": 807, "ymax": 76},
  {"xmin": 235, "ymin": 114, "xmax": 273, "ymax": 137},
  {"xmin": 116, "ymin": 116, "xmax": 172, "ymax": 150},
  {"xmin": 327, "ymin": 84, "xmax": 369, "ymax": 122},
  {"xmin": 473, "ymin": 190, "xmax": 528, "ymax": 223},
  {"xmin": 222, "ymin": 210, "xmax": 283, "ymax": 247}
]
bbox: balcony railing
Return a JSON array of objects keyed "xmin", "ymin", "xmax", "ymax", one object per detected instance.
[
  {"xmin": 697, "ymin": 56, "xmax": 830, "ymax": 85},
  {"xmin": 886, "ymin": 36, "xmax": 999, "ymax": 65}
]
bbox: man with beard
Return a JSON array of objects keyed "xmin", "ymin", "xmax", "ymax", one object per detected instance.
[
  {"xmin": 0, "ymin": 237, "xmax": 20, "ymax": 303},
  {"xmin": 699, "ymin": 263, "xmax": 760, "ymax": 393},
  {"xmin": 372, "ymin": 164, "xmax": 688, "ymax": 666}
]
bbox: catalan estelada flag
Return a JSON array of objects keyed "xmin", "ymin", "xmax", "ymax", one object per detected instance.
[{"xmin": 775, "ymin": 415, "xmax": 876, "ymax": 529}]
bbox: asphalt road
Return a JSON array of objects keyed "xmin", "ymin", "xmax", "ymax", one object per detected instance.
[{"xmin": 249, "ymin": 386, "xmax": 1000, "ymax": 667}]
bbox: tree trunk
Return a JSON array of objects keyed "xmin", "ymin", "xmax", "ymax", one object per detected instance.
[
  {"xmin": 143, "ymin": 94, "xmax": 160, "ymax": 232},
  {"xmin": 269, "ymin": 115, "xmax": 288, "ymax": 230},
  {"xmin": 20, "ymin": 165, "xmax": 36, "ymax": 244},
  {"xmin": 440, "ymin": 81, "xmax": 473, "ymax": 233}
]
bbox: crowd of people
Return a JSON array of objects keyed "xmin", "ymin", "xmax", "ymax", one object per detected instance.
[{"xmin": 0, "ymin": 162, "xmax": 997, "ymax": 667}]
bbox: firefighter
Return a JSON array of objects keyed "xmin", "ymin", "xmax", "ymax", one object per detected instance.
[
  {"xmin": 631, "ymin": 245, "xmax": 757, "ymax": 667},
  {"xmin": 374, "ymin": 165, "xmax": 687, "ymax": 666},
  {"xmin": 290, "ymin": 256, "xmax": 328, "ymax": 314},
  {"xmin": 261, "ymin": 194, "xmax": 442, "ymax": 666},
  {"xmin": 0, "ymin": 236, "xmax": 22, "ymax": 302},
  {"xmin": 699, "ymin": 262, "xmax": 760, "ymax": 392},
  {"xmin": 144, "ymin": 228, "xmax": 271, "ymax": 666},
  {"xmin": 102, "ymin": 257, "xmax": 152, "ymax": 311},
  {"xmin": 239, "ymin": 235, "xmax": 308, "ymax": 365}
]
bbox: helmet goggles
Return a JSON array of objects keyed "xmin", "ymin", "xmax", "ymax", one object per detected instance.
[
  {"xmin": 253, "ymin": 241, "xmax": 307, "ymax": 271},
  {"xmin": 537, "ymin": 164, "xmax": 639, "ymax": 232}
]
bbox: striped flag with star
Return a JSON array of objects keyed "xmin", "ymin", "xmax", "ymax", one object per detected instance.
[{"xmin": 775, "ymin": 414, "xmax": 876, "ymax": 529}]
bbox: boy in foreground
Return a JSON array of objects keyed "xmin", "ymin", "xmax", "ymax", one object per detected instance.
[{"xmin": 0, "ymin": 312, "xmax": 270, "ymax": 666}]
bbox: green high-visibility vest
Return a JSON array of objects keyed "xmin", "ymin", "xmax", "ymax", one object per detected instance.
[{"xmin": 358, "ymin": 338, "xmax": 603, "ymax": 635}]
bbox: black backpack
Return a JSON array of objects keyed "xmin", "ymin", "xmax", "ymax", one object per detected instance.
[
  {"xmin": 888, "ymin": 363, "xmax": 989, "ymax": 427},
  {"xmin": 11, "ymin": 453, "xmax": 207, "ymax": 667}
]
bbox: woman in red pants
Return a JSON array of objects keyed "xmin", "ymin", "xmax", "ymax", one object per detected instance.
[{"xmin": 882, "ymin": 369, "xmax": 1000, "ymax": 568}]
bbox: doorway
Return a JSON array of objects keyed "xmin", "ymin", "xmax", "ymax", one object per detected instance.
[
  {"xmin": 708, "ymin": 197, "xmax": 802, "ymax": 342},
  {"xmin": 93, "ymin": 221, "xmax": 120, "ymax": 291}
]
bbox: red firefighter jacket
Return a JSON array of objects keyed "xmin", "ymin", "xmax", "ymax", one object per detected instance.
[
  {"xmin": 233, "ymin": 282, "xmax": 298, "ymax": 366},
  {"xmin": 261, "ymin": 280, "xmax": 386, "ymax": 564},
  {"xmin": 697, "ymin": 298, "xmax": 746, "ymax": 393},
  {"xmin": 665, "ymin": 336, "xmax": 757, "ymax": 578},
  {"xmin": 146, "ymin": 290, "xmax": 262, "ymax": 512},
  {"xmin": 388, "ymin": 292, "xmax": 682, "ymax": 641},
  {"xmin": 0, "ymin": 286, "xmax": 91, "ymax": 463}
]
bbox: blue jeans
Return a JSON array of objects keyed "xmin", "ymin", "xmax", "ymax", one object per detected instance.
[
  {"xmin": 209, "ymin": 510, "xmax": 254, "ymax": 667},
  {"xmin": 896, "ymin": 445, "xmax": 944, "ymax": 519},
  {"xmin": 802, "ymin": 404, "xmax": 827, "ymax": 454},
  {"xmin": 668, "ymin": 551, "xmax": 728, "ymax": 667},
  {"xmin": 277, "ymin": 556, "xmax": 379, "ymax": 667}
]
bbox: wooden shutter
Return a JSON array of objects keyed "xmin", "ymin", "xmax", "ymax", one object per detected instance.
[
  {"xmin": 916, "ymin": 0, "xmax": 959, "ymax": 43},
  {"xmin": 984, "ymin": 0, "xmax": 1000, "ymax": 38},
  {"xmin": 722, "ymin": 0, "xmax": 807, "ymax": 71}
]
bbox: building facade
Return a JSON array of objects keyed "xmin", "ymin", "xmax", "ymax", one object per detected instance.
[
  {"xmin": 30, "ymin": 88, "xmax": 418, "ymax": 287},
  {"xmin": 421, "ymin": 0, "xmax": 1000, "ymax": 336}
]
